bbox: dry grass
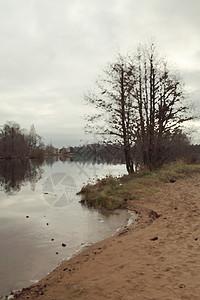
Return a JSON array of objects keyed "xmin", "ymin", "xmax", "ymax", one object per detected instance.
[{"xmin": 78, "ymin": 163, "xmax": 200, "ymax": 210}]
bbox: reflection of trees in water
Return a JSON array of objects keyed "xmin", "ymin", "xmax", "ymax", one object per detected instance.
[
  {"xmin": 45, "ymin": 156, "xmax": 59, "ymax": 166},
  {"xmin": 0, "ymin": 159, "xmax": 44, "ymax": 194},
  {"xmin": 44, "ymin": 145, "xmax": 125, "ymax": 167},
  {"xmin": 44, "ymin": 152, "xmax": 124, "ymax": 167},
  {"xmin": 45, "ymin": 156, "xmax": 73, "ymax": 166}
]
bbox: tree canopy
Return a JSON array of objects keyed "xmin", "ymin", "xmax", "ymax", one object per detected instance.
[{"xmin": 0, "ymin": 122, "xmax": 44, "ymax": 159}]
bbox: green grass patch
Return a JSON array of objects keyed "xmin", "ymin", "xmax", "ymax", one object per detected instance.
[{"xmin": 78, "ymin": 163, "xmax": 200, "ymax": 210}]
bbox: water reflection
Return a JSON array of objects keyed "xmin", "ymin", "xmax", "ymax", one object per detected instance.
[
  {"xmin": 0, "ymin": 159, "xmax": 44, "ymax": 194},
  {"xmin": 0, "ymin": 152, "xmax": 124, "ymax": 196},
  {"xmin": 0, "ymin": 159, "xmax": 128, "ymax": 297},
  {"xmin": 44, "ymin": 151, "xmax": 125, "ymax": 167},
  {"xmin": 45, "ymin": 155, "xmax": 73, "ymax": 166}
]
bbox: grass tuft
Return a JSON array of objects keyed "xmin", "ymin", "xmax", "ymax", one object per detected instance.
[{"xmin": 78, "ymin": 163, "xmax": 200, "ymax": 210}]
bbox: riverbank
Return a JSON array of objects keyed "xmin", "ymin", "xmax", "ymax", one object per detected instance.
[{"xmin": 14, "ymin": 164, "xmax": 200, "ymax": 299}]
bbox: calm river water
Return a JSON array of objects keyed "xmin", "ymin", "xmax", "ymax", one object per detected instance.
[{"xmin": 0, "ymin": 158, "xmax": 133, "ymax": 298}]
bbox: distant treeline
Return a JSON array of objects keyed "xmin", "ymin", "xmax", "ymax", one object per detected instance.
[
  {"xmin": 0, "ymin": 122, "xmax": 44, "ymax": 159},
  {"xmin": 1, "ymin": 121, "xmax": 200, "ymax": 166},
  {"xmin": 72, "ymin": 135, "xmax": 200, "ymax": 166},
  {"xmin": 72, "ymin": 143, "xmax": 125, "ymax": 164}
]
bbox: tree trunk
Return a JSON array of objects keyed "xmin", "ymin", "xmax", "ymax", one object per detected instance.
[{"xmin": 120, "ymin": 65, "xmax": 134, "ymax": 174}]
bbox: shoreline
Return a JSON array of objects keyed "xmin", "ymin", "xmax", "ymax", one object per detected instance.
[
  {"xmin": 11, "ymin": 197, "xmax": 161, "ymax": 299},
  {"xmin": 2, "ymin": 209, "xmax": 136, "ymax": 300},
  {"xmin": 11, "ymin": 171, "xmax": 200, "ymax": 299}
]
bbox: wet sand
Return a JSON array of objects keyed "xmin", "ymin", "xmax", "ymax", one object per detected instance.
[{"xmin": 14, "ymin": 173, "xmax": 200, "ymax": 299}]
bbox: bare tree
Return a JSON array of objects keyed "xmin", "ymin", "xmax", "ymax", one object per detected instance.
[
  {"xmin": 27, "ymin": 124, "xmax": 43, "ymax": 149},
  {"xmin": 85, "ymin": 44, "xmax": 193, "ymax": 172},
  {"xmin": 132, "ymin": 44, "xmax": 192, "ymax": 169},
  {"xmin": 85, "ymin": 55, "xmax": 136, "ymax": 173}
]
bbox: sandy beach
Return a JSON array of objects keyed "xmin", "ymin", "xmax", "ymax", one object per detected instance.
[{"xmin": 14, "ymin": 172, "xmax": 200, "ymax": 300}]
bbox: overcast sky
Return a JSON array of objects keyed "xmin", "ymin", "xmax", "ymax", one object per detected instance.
[{"xmin": 0, "ymin": 0, "xmax": 200, "ymax": 147}]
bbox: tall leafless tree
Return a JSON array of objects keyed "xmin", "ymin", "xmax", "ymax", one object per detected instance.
[
  {"xmin": 85, "ymin": 55, "xmax": 137, "ymax": 173},
  {"xmin": 85, "ymin": 44, "xmax": 193, "ymax": 173},
  {"xmin": 132, "ymin": 44, "xmax": 192, "ymax": 169}
]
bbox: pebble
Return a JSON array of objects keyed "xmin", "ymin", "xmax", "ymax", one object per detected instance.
[{"xmin": 150, "ymin": 236, "xmax": 158, "ymax": 241}]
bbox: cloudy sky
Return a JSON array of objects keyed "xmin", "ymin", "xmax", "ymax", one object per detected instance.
[{"xmin": 0, "ymin": 0, "xmax": 200, "ymax": 147}]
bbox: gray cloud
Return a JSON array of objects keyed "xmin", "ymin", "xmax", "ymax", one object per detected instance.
[{"xmin": 0, "ymin": 0, "xmax": 200, "ymax": 146}]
